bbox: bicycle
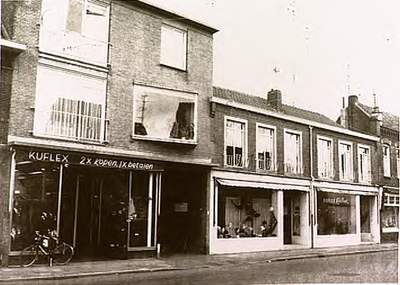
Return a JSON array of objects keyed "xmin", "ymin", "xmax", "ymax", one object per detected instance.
[{"xmin": 20, "ymin": 230, "xmax": 74, "ymax": 267}]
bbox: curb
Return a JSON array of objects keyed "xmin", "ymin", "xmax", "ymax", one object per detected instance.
[{"xmin": 0, "ymin": 247, "xmax": 397, "ymax": 282}]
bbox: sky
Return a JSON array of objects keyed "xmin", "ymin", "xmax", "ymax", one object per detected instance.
[{"xmin": 146, "ymin": 0, "xmax": 400, "ymax": 120}]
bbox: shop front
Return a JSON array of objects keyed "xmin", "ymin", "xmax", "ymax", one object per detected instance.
[
  {"xmin": 314, "ymin": 184, "xmax": 380, "ymax": 247},
  {"xmin": 8, "ymin": 147, "xmax": 163, "ymax": 261},
  {"xmin": 381, "ymin": 187, "xmax": 399, "ymax": 242},
  {"xmin": 209, "ymin": 170, "xmax": 310, "ymax": 254}
]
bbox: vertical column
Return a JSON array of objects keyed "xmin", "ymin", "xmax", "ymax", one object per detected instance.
[
  {"xmin": 277, "ymin": 190, "xmax": 284, "ymax": 247},
  {"xmin": 147, "ymin": 173, "xmax": 153, "ymax": 247},
  {"xmin": 56, "ymin": 164, "xmax": 64, "ymax": 236},
  {"xmin": 356, "ymin": 195, "xmax": 361, "ymax": 242}
]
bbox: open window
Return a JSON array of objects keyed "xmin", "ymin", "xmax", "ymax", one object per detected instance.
[{"xmin": 133, "ymin": 84, "xmax": 197, "ymax": 143}]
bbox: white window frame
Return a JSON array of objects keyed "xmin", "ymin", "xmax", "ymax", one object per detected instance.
[
  {"xmin": 358, "ymin": 144, "xmax": 372, "ymax": 183},
  {"xmin": 383, "ymin": 144, "xmax": 391, "ymax": 177},
  {"xmin": 132, "ymin": 84, "xmax": 198, "ymax": 143},
  {"xmin": 383, "ymin": 193, "xmax": 400, "ymax": 233},
  {"xmin": 317, "ymin": 136, "xmax": 334, "ymax": 179},
  {"xmin": 33, "ymin": 65, "xmax": 106, "ymax": 143},
  {"xmin": 338, "ymin": 140, "xmax": 353, "ymax": 182},
  {"xmin": 284, "ymin": 129, "xmax": 303, "ymax": 174},
  {"xmin": 397, "ymin": 148, "xmax": 400, "ymax": 178},
  {"xmin": 256, "ymin": 123, "xmax": 277, "ymax": 172},
  {"xmin": 224, "ymin": 116, "xmax": 248, "ymax": 168},
  {"xmin": 160, "ymin": 24, "xmax": 187, "ymax": 70}
]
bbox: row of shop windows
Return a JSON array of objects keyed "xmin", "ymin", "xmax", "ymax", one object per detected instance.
[{"xmin": 217, "ymin": 188, "xmax": 375, "ymax": 239}]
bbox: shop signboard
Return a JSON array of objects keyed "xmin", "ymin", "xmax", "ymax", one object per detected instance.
[{"xmin": 20, "ymin": 149, "xmax": 163, "ymax": 171}]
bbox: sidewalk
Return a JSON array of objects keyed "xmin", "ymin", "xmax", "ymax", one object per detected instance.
[{"xmin": 0, "ymin": 243, "xmax": 397, "ymax": 282}]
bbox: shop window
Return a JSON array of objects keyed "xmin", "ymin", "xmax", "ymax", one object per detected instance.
[
  {"xmin": 382, "ymin": 194, "xmax": 399, "ymax": 232},
  {"xmin": 318, "ymin": 137, "xmax": 333, "ymax": 179},
  {"xmin": 257, "ymin": 124, "xmax": 276, "ymax": 171},
  {"xmin": 133, "ymin": 84, "xmax": 197, "ymax": 142},
  {"xmin": 225, "ymin": 118, "xmax": 247, "ymax": 167},
  {"xmin": 284, "ymin": 130, "xmax": 302, "ymax": 174},
  {"xmin": 34, "ymin": 65, "xmax": 106, "ymax": 142},
  {"xmin": 217, "ymin": 188, "xmax": 277, "ymax": 239},
  {"xmin": 383, "ymin": 145, "xmax": 391, "ymax": 177},
  {"xmin": 11, "ymin": 162, "xmax": 60, "ymax": 251},
  {"xmin": 39, "ymin": 0, "xmax": 109, "ymax": 65},
  {"xmin": 160, "ymin": 24, "xmax": 187, "ymax": 70},
  {"xmin": 339, "ymin": 142, "xmax": 353, "ymax": 181},
  {"xmin": 358, "ymin": 145, "xmax": 371, "ymax": 183},
  {"xmin": 317, "ymin": 192, "xmax": 356, "ymax": 235}
]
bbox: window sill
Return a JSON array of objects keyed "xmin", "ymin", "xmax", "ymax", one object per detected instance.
[
  {"xmin": 132, "ymin": 135, "xmax": 197, "ymax": 146},
  {"xmin": 33, "ymin": 133, "xmax": 106, "ymax": 146},
  {"xmin": 160, "ymin": 63, "xmax": 187, "ymax": 72}
]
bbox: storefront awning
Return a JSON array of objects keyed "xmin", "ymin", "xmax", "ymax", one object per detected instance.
[
  {"xmin": 317, "ymin": 187, "xmax": 378, "ymax": 196},
  {"xmin": 216, "ymin": 179, "xmax": 309, "ymax": 192}
]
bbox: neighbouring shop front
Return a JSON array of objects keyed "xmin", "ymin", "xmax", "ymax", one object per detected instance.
[
  {"xmin": 209, "ymin": 171, "xmax": 310, "ymax": 254},
  {"xmin": 381, "ymin": 187, "xmax": 399, "ymax": 242},
  {"xmin": 314, "ymin": 185, "xmax": 380, "ymax": 247},
  {"xmin": 6, "ymin": 146, "xmax": 210, "ymax": 263}
]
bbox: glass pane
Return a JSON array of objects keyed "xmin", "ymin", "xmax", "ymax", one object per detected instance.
[
  {"xmin": 382, "ymin": 206, "xmax": 399, "ymax": 228},
  {"xmin": 128, "ymin": 172, "xmax": 150, "ymax": 247},
  {"xmin": 217, "ymin": 188, "xmax": 277, "ymax": 239},
  {"xmin": 317, "ymin": 192, "xmax": 356, "ymax": 235},
  {"xmin": 11, "ymin": 161, "xmax": 60, "ymax": 251},
  {"xmin": 134, "ymin": 86, "xmax": 196, "ymax": 141}
]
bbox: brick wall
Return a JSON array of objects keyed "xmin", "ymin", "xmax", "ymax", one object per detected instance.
[
  {"xmin": 212, "ymin": 103, "xmax": 379, "ymax": 184},
  {"xmin": 106, "ymin": 2, "xmax": 214, "ymax": 161}
]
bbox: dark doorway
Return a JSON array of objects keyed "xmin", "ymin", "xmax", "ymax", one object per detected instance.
[
  {"xmin": 160, "ymin": 167, "xmax": 206, "ymax": 254},
  {"xmin": 284, "ymin": 193, "xmax": 292, "ymax": 244}
]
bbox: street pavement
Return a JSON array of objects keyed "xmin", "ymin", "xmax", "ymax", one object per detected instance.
[{"xmin": 0, "ymin": 242, "xmax": 397, "ymax": 282}]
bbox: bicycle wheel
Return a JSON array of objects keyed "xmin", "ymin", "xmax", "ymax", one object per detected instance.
[
  {"xmin": 20, "ymin": 245, "xmax": 38, "ymax": 267},
  {"xmin": 53, "ymin": 243, "xmax": 74, "ymax": 265}
]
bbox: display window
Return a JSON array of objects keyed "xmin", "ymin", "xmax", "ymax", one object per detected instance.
[
  {"xmin": 217, "ymin": 187, "xmax": 277, "ymax": 239},
  {"xmin": 317, "ymin": 192, "xmax": 356, "ymax": 235},
  {"xmin": 382, "ymin": 194, "xmax": 399, "ymax": 232},
  {"xmin": 11, "ymin": 161, "xmax": 60, "ymax": 251}
]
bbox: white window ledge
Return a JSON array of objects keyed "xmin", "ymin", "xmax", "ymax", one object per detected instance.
[{"xmin": 132, "ymin": 135, "xmax": 197, "ymax": 146}]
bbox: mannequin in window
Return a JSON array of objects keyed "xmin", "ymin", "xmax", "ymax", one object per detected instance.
[{"xmin": 265, "ymin": 207, "xmax": 277, "ymax": 236}]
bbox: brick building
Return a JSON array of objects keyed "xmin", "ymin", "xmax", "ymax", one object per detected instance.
[
  {"xmin": 1, "ymin": 0, "xmax": 217, "ymax": 265},
  {"xmin": 209, "ymin": 88, "xmax": 381, "ymax": 254},
  {"xmin": 338, "ymin": 95, "xmax": 400, "ymax": 242}
]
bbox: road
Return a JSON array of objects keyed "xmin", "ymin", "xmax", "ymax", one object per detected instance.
[{"xmin": 4, "ymin": 251, "xmax": 398, "ymax": 284}]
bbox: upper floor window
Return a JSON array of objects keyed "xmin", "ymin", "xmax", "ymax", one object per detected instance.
[
  {"xmin": 383, "ymin": 145, "xmax": 391, "ymax": 177},
  {"xmin": 284, "ymin": 130, "xmax": 302, "ymax": 174},
  {"xmin": 225, "ymin": 118, "xmax": 247, "ymax": 167},
  {"xmin": 358, "ymin": 145, "xmax": 371, "ymax": 183},
  {"xmin": 34, "ymin": 65, "xmax": 106, "ymax": 142},
  {"xmin": 256, "ymin": 124, "xmax": 276, "ymax": 171},
  {"xmin": 133, "ymin": 84, "xmax": 197, "ymax": 142},
  {"xmin": 39, "ymin": 0, "xmax": 109, "ymax": 65},
  {"xmin": 397, "ymin": 149, "xmax": 400, "ymax": 178},
  {"xmin": 339, "ymin": 141, "xmax": 353, "ymax": 181},
  {"xmin": 160, "ymin": 24, "xmax": 187, "ymax": 70},
  {"xmin": 318, "ymin": 137, "xmax": 333, "ymax": 179}
]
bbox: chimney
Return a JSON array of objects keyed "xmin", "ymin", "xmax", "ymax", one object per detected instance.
[
  {"xmin": 347, "ymin": 95, "xmax": 358, "ymax": 130},
  {"xmin": 370, "ymin": 94, "xmax": 382, "ymax": 136},
  {"xmin": 267, "ymin": 89, "xmax": 282, "ymax": 111}
]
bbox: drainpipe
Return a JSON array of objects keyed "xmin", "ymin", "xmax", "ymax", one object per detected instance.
[{"xmin": 309, "ymin": 126, "xmax": 315, "ymax": 248}]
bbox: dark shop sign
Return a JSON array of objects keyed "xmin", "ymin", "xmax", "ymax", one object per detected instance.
[{"xmin": 27, "ymin": 150, "xmax": 160, "ymax": 171}]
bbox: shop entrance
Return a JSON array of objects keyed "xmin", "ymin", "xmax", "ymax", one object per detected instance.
[
  {"xmin": 360, "ymin": 195, "xmax": 373, "ymax": 242},
  {"xmin": 284, "ymin": 191, "xmax": 302, "ymax": 245}
]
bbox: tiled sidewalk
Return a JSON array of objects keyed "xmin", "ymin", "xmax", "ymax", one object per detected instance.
[{"xmin": 0, "ymin": 243, "xmax": 397, "ymax": 282}]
